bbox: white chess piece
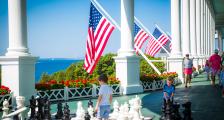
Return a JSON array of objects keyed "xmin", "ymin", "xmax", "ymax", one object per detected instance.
[
  {"xmin": 135, "ymin": 95, "xmax": 144, "ymax": 119},
  {"xmin": 132, "ymin": 99, "xmax": 141, "ymax": 120},
  {"xmin": 87, "ymin": 105, "xmax": 95, "ymax": 120},
  {"xmin": 74, "ymin": 101, "xmax": 85, "ymax": 120},
  {"xmin": 109, "ymin": 100, "xmax": 119, "ymax": 120},
  {"xmin": 118, "ymin": 104, "xmax": 126, "ymax": 120},
  {"xmin": 128, "ymin": 99, "xmax": 135, "ymax": 120},
  {"xmin": 123, "ymin": 102, "xmax": 129, "ymax": 119},
  {"xmin": 2, "ymin": 99, "xmax": 9, "ymax": 117}
]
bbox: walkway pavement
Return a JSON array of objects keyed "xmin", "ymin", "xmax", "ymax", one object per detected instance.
[{"xmin": 50, "ymin": 73, "xmax": 224, "ymax": 120}]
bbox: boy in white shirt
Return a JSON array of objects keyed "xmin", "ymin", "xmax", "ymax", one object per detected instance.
[{"xmin": 95, "ymin": 74, "xmax": 112, "ymax": 120}]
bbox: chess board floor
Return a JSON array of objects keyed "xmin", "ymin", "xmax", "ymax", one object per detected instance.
[{"xmin": 49, "ymin": 72, "xmax": 224, "ymax": 120}]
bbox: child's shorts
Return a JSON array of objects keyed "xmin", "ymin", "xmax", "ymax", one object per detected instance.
[
  {"xmin": 204, "ymin": 66, "xmax": 210, "ymax": 73},
  {"xmin": 97, "ymin": 105, "xmax": 110, "ymax": 119}
]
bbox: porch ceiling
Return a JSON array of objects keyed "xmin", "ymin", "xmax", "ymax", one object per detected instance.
[{"xmin": 211, "ymin": 0, "xmax": 224, "ymax": 36}]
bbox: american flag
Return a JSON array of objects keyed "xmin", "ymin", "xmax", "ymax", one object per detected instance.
[
  {"xmin": 145, "ymin": 27, "xmax": 169, "ymax": 57},
  {"xmin": 134, "ymin": 23, "xmax": 149, "ymax": 53},
  {"xmin": 84, "ymin": 3, "xmax": 115, "ymax": 74},
  {"xmin": 167, "ymin": 33, "xmax": 172, "ymax": 50}
]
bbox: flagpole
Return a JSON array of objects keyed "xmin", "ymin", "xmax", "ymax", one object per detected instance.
[
  {"xmin": 135, "ymin": 45, "xmax": 161, "ymax": 75},
  {"xmin": 91, "ymin": 0, "xmax": 121, "ymax": 31},
  {"xmin": 92, "ymin": 0, "xmax": 161, "ymax": 75},
  {"xmin": 135, "ymin": 17, "xmax": 171, "ymax": 56}
]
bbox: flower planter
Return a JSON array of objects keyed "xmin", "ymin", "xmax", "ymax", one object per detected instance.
[
  {"xmin": 0, "ymin": 93, "xmax": 13, "ymax": 109},
  {"xmin": 36, "ymin": 89, "xmax": 64, "ymax": 102},
  {"xmin": 67, "ymin": 87, "xmax": 93, "ymax": 100}
]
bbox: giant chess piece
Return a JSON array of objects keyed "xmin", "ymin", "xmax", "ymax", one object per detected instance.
[
  {"xmin": 43, "ymin": 98, "xmax": 51, "ymax": 120},
  {"xmin": 29, "ymin": 96, "xmax": 36, "ymax": 119},
  {"xmin": 63, "ymin": 103, "xmax": 71, "ymax": 120},
  {"xmin": 11, "ymin": 107, "xmax": 19, "ymax": 120},
  {"xmin": 172, "ymin": 102, "xmax": 182, "ymax": 120},
  {"xmin": 75, "ymin": 101, "xmax": 85, "ymax": 120},
  {"xmin": 2, "ymin": 99, "xmax": 9, "ymax": 117},
  {"xmin": 182, "ymin": 102, "xmax": 193, "ymax": 120},
  {"xmin": 160, "ymin": 99, "xmax": 166, "ymax": 120},
  {"xmin": 37, "ymin": 97, "xmax": 45, "ymax": 119},
  {"xmin": 165, "ymin": 99, "xmax": 172, "ymax": 120},
  {"xmin": 84, "ymin": 111, "xmax": 91, "ymax": 120},
  {"xmin": 87, "ymin": 105, "xmax": 94, "ymax": 120},
  {"xmin": 55, "ymin": 102, "xmax": 63, "ymax": 119},
  {"xmin": 88, "ymin": 98, "xmax": 93, "ymax": 108},
  {"xmin": 110, "ymin": 100, "xmax": 119, "ymax": 120}
]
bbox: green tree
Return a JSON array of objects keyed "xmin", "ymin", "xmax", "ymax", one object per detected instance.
[{"xmin": 39, "ymin": 72, "xmax": 51, "ymax": 83}]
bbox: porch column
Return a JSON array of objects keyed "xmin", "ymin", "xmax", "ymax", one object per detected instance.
[
  {"xmin": 0, "ymin": 0, "xmax": 37, "ymax": 105},
  {"xmin": 190, "ymin": 0, "xmax": 197, "ymax": 56},
  {"xmin": 168, "ymin": 0, "xmax": 184, "ymax": 83},
  {"xmin": 182, "ymin": 0, "xmax": 191, "ymax": 55},
  {"xmin": 196, "ymin": 0, "xmax": 201, "ymax": 56},
  {"xmin": 114, "ymin": 0, "xmax": 143, "ymax": 94}
]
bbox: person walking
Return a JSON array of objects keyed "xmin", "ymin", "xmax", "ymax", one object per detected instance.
[
  {"xmin": 208, "ymin": 49, "xmax": 221, "ymax": 86},
  {"xmin": 183, "ymin": 54, "xmax": 193, "ymax": 88}
]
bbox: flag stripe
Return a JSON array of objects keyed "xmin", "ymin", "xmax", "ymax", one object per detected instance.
[{"xmin": 134, "ymin": 24, "xmax": 149, "ymax": 54}]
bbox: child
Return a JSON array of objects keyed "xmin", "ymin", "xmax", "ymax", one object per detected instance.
[
  {"xmin": 204, "ymin": 60, "xmax": 210, "ymax": 81},
  {"xmin": 220, "ymin": 66, "xmax": 224, "ymax": 98},
  {"xmin": 163, "ymin": 76, "xmax": 175, "ymax": 103},
  {"xmin": 95, "ymin": 74, "xmax": 112, "ymax": 120}
]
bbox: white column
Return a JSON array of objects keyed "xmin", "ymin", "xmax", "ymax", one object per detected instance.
[
  {"xmin": 205, "ymin": 2, "xmax": 208, "ymax": 55},
  {"xmin": 6, "ymin": 0, "xmax": 30, "ymax": 56},
  {"xmin": 209, "ymin": 10, "xmax": 211, "ymax": 55},
  {"xmin": 168, "ymin": 0, "xmax": 184, "ymax": 83},
  {"xmin": 190, "ymin": 0, "xmax": 197, "ymax": 56},
  {"xmin": 218, "ymin": 30, "xmax": 222, "ymax": 52},
  {"xmin": 211, "ymin": 13, "xmax": 215, "ymax": 52},
  {"xmin": 200, "ymin": 0, "xmax": 204, "ymax": 56},
  {"xmin": 196, "ymin": 0, "xmax": 201, "ymax": 56},
  {"xmin": 206, "ymin": 3, "xmax": 209, "ymax": 55},
  {"xmin": 171, "ymin": 0, "xmax": 182, "ymax": 56},
  {"xmin": 0, "ymin": 0, "xmax": 37, "ymax": 105},
  {"xmin": 182, "ymin": 0, "xmax": 191, "ymax": 55},
  {"xmin": 114, "ymin": 0, "xmax": 143, "ymax": 94},
  {"xmin": 118, "ymin": 0, "xmax": 135, "ymax": 56}
]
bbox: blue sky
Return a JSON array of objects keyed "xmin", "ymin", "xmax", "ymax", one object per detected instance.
[{"xmin": 0, "ymin": 0, "xmax": 170, "ymax": 59}]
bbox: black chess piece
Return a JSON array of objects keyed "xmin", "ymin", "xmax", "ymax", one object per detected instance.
[
  {"xmin": 55, "ymin": 102, "xmax": 63, "ymax": 119},
  {"xmin": 172, "ymin": 102, "xmax": 182, "ymax": 120},
  {"xmin": 84, "ymin": 111, "xmax": 91, "ymax": 120},
  {"xmin": 160, "ymin": 99, "xmax": 166, "ymax": 120},
  {"xmin": 63, "ymin": 103, "xmax": 71, "ymax": 120},
  {"xmin": 43, "ymin": 98, "xmax": 51, "ymax": 120},
  {"xmin": 88, "ymin": 98, "xmax": 93, "ymax": 108},
  {"xmin": 29, "ymin": 96, "xmax": 36, "ymax": 119},
  {"xmin": 166, "ymin": 99, "xmax": 172, "ymax": 120},
  {"xmin": 37, "ymin": 97, "xmax": 45, "ymax": 119},
  {"xmin": 182, "ymin": 102, "xmax": 193, "ymax": 120}
]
